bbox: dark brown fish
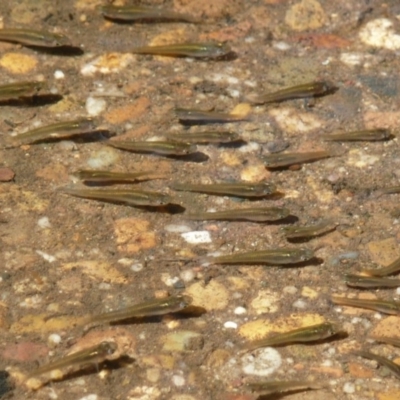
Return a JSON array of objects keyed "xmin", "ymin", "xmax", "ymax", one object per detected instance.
[
  {"xmin": 263, "ymin": 151, "xmax": 332, "ymax": 168},
  {"xmin": 106, "ymin": 140, "xmax": 196, "ymax": 156}
]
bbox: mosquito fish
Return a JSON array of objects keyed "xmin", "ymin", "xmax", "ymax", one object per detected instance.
[
  {"xmin": 86, "ymin": 295, "xmax": 193, "ymax": 326},
  {"xmin": 29, "ymin": 341, "xmax": 117, "ymax": 378},
  {"xmin": 12, "ymin": 118, "xmax": 97, "ymax": 145},
  {"xmin": 132, "ymin": 42, "xmax": 231, "ymax": 58},
  {"xmin": 170, "ymin": 182, "xmax": 276, "ymax": 198},
  {"xmin": 185, "ymin": 206, "xmax": 290, "ymax": 222},
  {"xmin": 175, "ymin": 108, "xmax": 247, "ymax": 123},
  {"xmin": 377, "ymin": 186, "xmax": 400, "ymax": 195},
  {"xmin": 0, "ymin": 81, "xmax": 44, "ymax": 102},
  {"xmin": 73, "ymin": 170, "xmax": 165, "ymax": 184},
  {"xmin": 245, "ymin": 380, "xmax": 322, "ymax": 395},
  {"xmin": 101, "ymin": 5, "xmax": 198, "ymax": 23},
  {"xmin": 106, "ymin": 140, "xmax": 196, "ymax": 156},
  {"xmin": 248, "ymin": 81, "xmax": 336, "ymax": 105},
  {"xmin": 371, "ymin": 336, "xmax": 400, "ymax": 348},
  {"xmin": 206, "ymin": 248, "xmax": 314, "ymax": 266},
  {"xmin": 244, "ymin": 322, "xmax": 339, "ymax": 351},
  {"xmin": 165, "ymin": 130, "xmax": 240, "ymax": 144},
  {"xmin": 321, "ymin": 129, "xmax": 391, "ymax": 142},
  {"xmin": 282, "ymin": 220, "xmax": 337, "ymax": 239},
  {"xmin": 263, "ymin": 151, "xmax": 331, "ymax": 168},
  {"xmin": 0, "ymin": 28, "xmax": 71, "ymax": 47},
  {"xmin": 343, "ymin": 274, "xmax": 400, "ymax": 289},
  {"xmin": 354, "ymin": 351, "xmax": 400, "ymax": 380},
  {"xmin": 361, "ymin": 256, "xmax": 400, "ymax": 277},
  {"xmin": 62, "ymin": 187, "xmax": 171, "ymax": 206},
  {"xmin": 331, "ymin": 295, "xmax": 400, "ymax": 315}
]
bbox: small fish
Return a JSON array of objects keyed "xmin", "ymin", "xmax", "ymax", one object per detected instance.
[
  {"xmin": 377, "ymin": 186, "xmax": 400, "ymax": 195},
  {"xmin": 12, "ymin": 118, "xmax": 97, "ymax": 145},
  {"xmin": 354, "ymin": 351, "xmax": 400, "ymax": 380},
  {"xmin": 263, "ymin": 151, "xmax": 332, "ymax": 168},
  {"xmin": 185, "ymin": 206, "xmax": 290, "ymax": 222},
  {"xmin": 361, "ymin": 256, "xmax": 400, "ymax": 277},
  {"xmin": 244, "ymin": 322, "xmax": 339, "ymax": 351},
  {"xmin": 165, "ymin": 130, "xmax": 240, "ymax": 144},
  {"xmin": 248, "ymin": 81, "xmax": 336, "ymax": 105},
  {"xmin": 175, "ymin": 108, "xmax": 248, "ymax": 123},
  {"xmin": 62, "ymin": 187, "xmax": 171, "ymax": 206},
  {"xmin": 0, "ymin": 28, "xmax": 71, "ymax": 47},
  {"xmin": 282, "ymin": 220, "xmax": 337, "ymax": 239},
  {"xmin": 132, "ymin": 42, "xmax": 231, "ymax": 58},
  {"xmin": 101, "ymin": 5, "xmax": 198, "ymax": 23},
  {"xmin": 29, "ymin": 341, "xmax": 117, "ymax": 378},
  {"xmin": 245, "ymin": 380, "xmax": 322, "ymax": 395},
  {"xmin": 371, "ymin": 336, "xmax": 400, "ymax": 348},
  {"xmin": 343, "ymin": 274, "xmax": 400, "ymax": 289},
  {"xmin": 331, "ymin": 295, "xmax": 400, "ymax": 315},
  {"xmin": 73, "ymin": 170, "xmax": 165, "ymax": 184},
  {"xmin": 85, "ymin": 295, "xmax": 192, "ymax": 326},
  {"xmin": 170, "ymin": 182, "xmax": 276, "ymax": 198},
  {"xmin": 321, "ymin": 129, "xmax": 391, "ymax": 142},
  {"xmin": 0, "ymin": 81, "xmax": 44, "ymax": 102},
  {"xmin": 205, "ymin": 248, "xmax": 314, "ymax": 266},
  {"xmin": 106, "ymin": 140, "xmax": 196, "ymax": 156}
]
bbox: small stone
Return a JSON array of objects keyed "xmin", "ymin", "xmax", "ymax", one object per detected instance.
[
  {"xmin": 0, "ymin": 53, "xmax": 37, "ymax": 74},
  {"xmin": 146, "ymin": 368, "xmax": 160, "ymax": 383},
  {"xmin": 250, "ymin": 289, "xmax": 279, "ymax": 314},
  {"xmin": 0, "ymin": 167, "xmax": 15, "ymax": 182},
  {"xmin": 161, "ymin": 330, "xmax": 203, "ymax": 352},
  {"xmin": 54, "ymin": 70, "xmax": 65, "ymax": 79},
  {"xmin": 165, "ymin": 224, "xmax": 192, "ymax": 233},
  {"xmin": 86, "ymin": 148, "xmax": 119, "ymax": 169},
  {"xmin": 37, "ymin": 217, "xmax": 51, "ymax": 229},
  {"xmin": 80, "ymin": 53, "xmax": 134, "ymax": 76},
  {"xmin": 343, "ymin": 382, "xmax": 355, "ymax": 394},
  {"xmin": 86, "ymin": 96, "xmax": 106, "ymax": 116},
  {"xmin": 181, "ymin": 230, "xmax": 212, "ymax": 244},
  {"xmin": 234, "ymin": 307, "xmax": 247, "ymax": 315},
  {"xmin": 285, "ymin": 0, "xmax": 326, "ymax": 31},
  {"xmin": 241, "ymin": 348, "xmax": 282, "ymax": 376},
  {"xmin": 48, "ymin": 334, "xmax": 62, "ymax": 346},
  {"xmin": 269, "ymin": 108, "xmax": 323, "ymax": 133},
  {"xmin": 224, "ymin": 321, "xmax": 238, "ymax": 329},
  {"xmin": 359, "ymin": 19, "xmax": 400, "ymax": 50},
  {"xmin": 185, "ymin": 280, "xmax": 229, "ymax": 311},
  {"xmin": 172, "ymin": 375, "xmax": 185, "ymax": 387}
]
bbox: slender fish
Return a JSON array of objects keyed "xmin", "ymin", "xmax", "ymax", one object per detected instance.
[
  {"xmin": 205, "ymin": 248, "xmax": 314, "ymax": 266},
  {"xmin": 331, "ymin": 295, "xmax": 400, "ymax": 315},
  {"xmin": 185, "ymin": 206, "xmax": 290, "ymax": 222},
  {"xmin": 354, "ymin": 351, "xmax": 400, "ymax": 380},
  {"xmin": 175, "ymin": 108, "xmax": 248, "ymax": 123},
  {"xmin": 361, "ymin": 256, "xmax": 400, "ymax": 277},
  {"xmin": 0, "ymin": 81, "xmax": 44, "ymax": 102},
  {"xmin": 245, "ymin": 380, "xmax": 322, "ymax": 395},
  {"xmin": 248, "ymin": 81, "xmax": 336, "ymax": 105},
  {"xmin": 343, "ymin": 274, "xmax": 400, "ymax": 289},
  {"xmin": 132, "ymin": 42, "xmax": 231, "ymax": 58},
  {"xmin": 106, "ymin": 140, "xmax": 196, "ymax": 156},
  {"xmin": 244, "ymin": 322, "xmax": 339, "ymax": 351},
  {"xmin": 85, "ymin": 295, "xmax": 192, "ymax": 326},
  {"xmin": 61, "ymin": 187, "xmax": 171, "ymax": 206},
  {"xmin": 0, "ymin": 28, "xmax": 71, "ymax": 47},
  {"xmin": 73, "ymin": 170, "xmax": 165, "ymax": 184},
  {"xmin": 321, "ymin": 129, "xmax": 391, "ymax": 142},
  {"xmin": 282, "ymin": 220, "xmax": 337, "ymax": 239},
  {"xmin": 11, "ymin": 118, "xmax": 97, "ymax": 145},
  {"xmin": 29, "ymin": 341, "xmax": 117, "ymax": 378},
  {"xmin": 263, "ymin": 151, "xmax": 332, "ymax": 168},
  {"xmin": 165, "ymin": 130, "xmax": 240, "ymax": 144},
  {"xmin": 170, "ymin": 182, "xmax": 276, "ymax": 198},
  {"xmin": 371, "ymin": 336, "xmax": 400, "ymax": 348},
  {"xmin": 101, "ymin": 5, "xmax": 198, "ymax": 23}
]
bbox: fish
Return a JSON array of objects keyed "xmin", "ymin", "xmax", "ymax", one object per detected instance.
[
  {"xmin": 185, "ymin": 206, "xmax": 290, "ymax": 222},
  {"xmin": 175, "ymin": 108, "xmax": 248, "ymax": 123},
  {"xmin": 245, "ymin": 380, "xmax": 323, "ymax": 395},
  {"xmin": 205, "ymin": 248, "xmax": 314, "ymax": 266},
  {"xmin": 106, "ymin": 140, "xmax": 196, "ymax": 156},
  {"xmin": 321, "ymin": 129, "xmax": 391, "ymax": 142},
  {"xmin": 29, "ymin": 341, "xmax": 117, "ymax": 378},
  {"xmin": 165, "ymin": 130, "xmax": 240, "ymax": 144},
  {"xmin": 371, "ymin": 336, "xmax": 400, "ymax": 348},
  {"xmin": 170, "ymin": 182, "xmax": 277, "ymax": 198},
  {"xmin": 73, "ymin": 170, "xmax": 165, "ymax": 184},
  {"xmin": 244, "ymin": 322, "xmax": 339, "ymax": 351},
  {"xmin": 263, "ymin": 151, "xmax": 332, "ymax": 168},
  {"xmin": 248, "ymin": 81, "xmax": 336, "ymax": 105},
  {"xmin": 61, "ymin": 187, "xmax": 171, "ymax": 206},
  {"xmin": 0, "ymin": 81, "xmax": 44, "ymax": 102},
  {"xmin": 282, "ymin": 220, "xmax": 337, "ymax": 239},
  {"xmin": 331, "ymin": 295, "xmax": 400, "ymax": 315},
  {"xmin": 132, "ymin": 42, "xmax": 231, "ymax": 58},
  {"xmin": 376, "ymin": 186, "xmax": 400, "ymax": 195},
  {"xmin": 0, "ymin": 28, "xmax": 71, "ymax": 47},
  {"xmin": 85, "ymin": 295, "xmax": 193, "ymax": 326},
  {"xmin": 361, "ymin": 256, "xmax": 400, "ymax": 277},
  {"xmin": 101, "ymin": 5, "xmax": 198, "ymax": 23},
  {"xmin": 11, "ymin": 118, "xmax": 97, "ymax": 145},
  {"xmin": 354, "ymin": 351, "xmax": 400, "ymax": 380},
  {"xmin": 343, "ymin": 274, "xmax": 400, "ymax": 289}
]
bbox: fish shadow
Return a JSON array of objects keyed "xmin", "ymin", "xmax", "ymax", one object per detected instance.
[
  {"xmin": 217, "ymin": 139, "xmax": 247, "ymax": 148},
  {"xmin": 0, "ymin": 94, "xmax": 63, "ymax": 107},
  {"xmin": 28, "ymin": 45, "xmax": 84, "ymax": 56},
  {"xmin": 170, "ymin": 151, "xmax": 209, "ymax": 162},
  {"xmin": 257, "ymin": 388, "xmax": 321, "ymax": 400},
  {"xmin": 135, "ymin": 203, "xmax": 186, "ymax": 214}
]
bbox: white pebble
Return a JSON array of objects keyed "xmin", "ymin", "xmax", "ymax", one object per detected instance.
[
  {"xmin": 283, "ymin": 286, "xmax": 297, "ymax": 295},
  {"xmin": 359, "ymin": 18, "xmax": 400, "ymax": 50},
  {"xmin": 292, "ymin": 299, "xmax": 307, "ymax": 309},
  {"xmin": 86, "ymin": 96, "xmax": 106, "ymax": 116},
  {"xmin": 322, "ymin": 359, "xmax": 333, "ymax": 367},
  {"xmin": 343, "ymin": 382, "xmax": 355, "ymax": 394},
  {"xmin": 241, "ymin": 348, "xmax": 282, "ymax": 376},
  {"xmin": 54, "ymin": 70, "xmax": 65, "ymax": 79},
  {"xmin": 131, "ymin": 263, "xmax": 144, "ymax": 272},
  {"xmin": 36, "ymin": 250, "xmax": 56, "ymax": 263},
  {"xmin": 172, "ymin": 375, "xmax": 185, "ymax": 387},
  {"xmin": 87, "ymin": 148, "xmax": 119, "ymax": 169},
  {"xmin": 180, "ymin": 269, "xmax": 195, "ymax": 282},
  {"xmin": 165, "ymin": 224, "xmax": 192, "ymax": 233},
  {"xmin": 37, "ymin": 216, "xmax": 51, "ymax": 229},
  {"xmin": 273, "ymin": 41, "xmax": 291, "ymax": 50},
  {"xmin": 396, "ymin": 287, "xmax": 400, "ymax": 295},
  {"xmin": 224, "ymin": 321, "xmax": 238, "ymax": 329},
  {"xmin": 48, "ymin": 334, "xmax": 62, "ymax": 345},
  {"xmin": 234, "ymin": 306, "xmax": 247, "ymax": 315},
  {"xmin": 238, "ymin": 142, "xmax": 260, "ymax": 153},
  {"xmin": 99, "ymin": 283, "xmax": 111, "ymax": 290},
  {"xmin": 181, "ymin": 230, "xmax": 212, "ymax": 244}
]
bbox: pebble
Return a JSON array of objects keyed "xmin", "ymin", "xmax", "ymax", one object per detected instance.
[
  {"xmin": 86, "ymin": 148, "xmax": 119, "ymax": 169},
  {"xmin": 86, "ymin": 96, "xmax": 106, "ymax": 116},
  {"xmin": 343, "ymin": 382, "xmax": 356, "ymax": 394},
  {"xmin": 224, "ymin": 321, "xmax": 238, "ymax": 329},
  {"xmin": 359, "ymin": 18, "xmax": 400, "ymax": 50},
  {"xmin": 79, "ymin": 395, "xmax": 98, "ymax": 400},
  {"xmin": 241, "ymin": 348, "xmax": 282, "ymax": 376},
  {"xmin": 48, "ymin": 334, "xmax": 62, "ymax": 346},
  {"xmin": 234, "ymin": 307, "xmax": 246, "ymax": 315},
  {"xmin": 165, "ymin": 224, "xmax": 192, "ymax": 233},
  {"xmin": 292, "ymin": 299, "xmax": 307, "ymax": 309},
  {"xmin": 0, "ymin": 167, "xmax": 15, "ymax": 182},
  {"xmin": 36, "ymin": 250, "xmax": 56, "ymax": 263},
  {"xmin": 172, "ymin": 375, "xmax": 185, "ymax": 387},
  {"xmin": 54, "ymin": 70, "xmax": 65, "ymax": 79},
  {"xmin": 181, "ymin": 231, "xmax": 212, "ymax": 244},
  {"xmin": 37, "ymin": 217, "xmax": 51, "ymax": 229}
]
